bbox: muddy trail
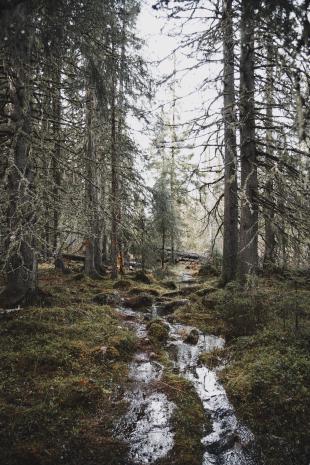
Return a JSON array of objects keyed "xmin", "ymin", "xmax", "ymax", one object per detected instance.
[{"xmin": 114, "ymin": 269, "xmax": 261, "ymax": 465}]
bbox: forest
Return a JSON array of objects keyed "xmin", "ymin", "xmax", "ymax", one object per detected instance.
[{"xmin": 0, "ymin": 1, "xmax": 309, "ymax": 465}]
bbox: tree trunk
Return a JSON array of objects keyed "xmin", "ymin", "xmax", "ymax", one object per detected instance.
[
  {"xmin": 263, "ymin": 41, "xmax": 276, "ymax": 269},
  {"xmin": 221, "ymin": 0, "xmax": 238, "ymax": 285},
  {"xmin": 238, "ymin": 0, "xmax": 258, "ymax": 282},
  {"xmin": 0, "ymin": 3, "xmax": 38, "ymax": 307},
  {"xmin": 52, "ymin": 56, "xmax": 62, "ymax": 254},
  {"xmin": 84, "ymin": 84, "xmax": 99, "ymax": 278},
  {"xmin": 161, "ymin": 228, "xmax": 166, "ymax": 269},
  {"xmin": 111, "ymin": 31, "xmax": 118, "ymax": 279},
  {"xmin": 170, "ymin": 54, "xmax": 177, "ymax": 265}
]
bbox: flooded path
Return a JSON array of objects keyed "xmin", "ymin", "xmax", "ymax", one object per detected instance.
[{"xmin": 115, "ymin": 269, "xmax": 260, "ymax": 465}]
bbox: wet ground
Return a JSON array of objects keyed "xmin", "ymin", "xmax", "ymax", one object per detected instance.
[{"xmin": 115, "ymin": 268, "xmax": 260, "ymax": 465}]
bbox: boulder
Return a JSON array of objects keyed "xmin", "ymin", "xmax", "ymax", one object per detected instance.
[
  {"xmin": 123, "ymin": 293, "xmax": 154, "ymax": 310},
  {"xmin": 133, "ymin": 271, "xmax": 152, "ymax": 284},
  {"xmin": 184, "ymin": 328, "xmax": 200, "ymax": 345},
  {"xmin": 128, "ymin": 287, "xmax": 160, "ymax": 297},
  {"xmin": 162, "ymin": 286, "xmax": 200, "ymax": 298},
  {"xmin": 156, "ymin": 299, "xmax": 189, "ymax": 316},
  {"xmin": 166, "ymin": 314, "xmax": 177, "ymax": 324},
  {"xmin": 113, "ymin": 280, "xmax": 132, "ymax": 290},
  {"xmin": 147, "ymin": 319, "xmax": 169, "ymax": 343},
  {"xmin": 92, "ymin": 291, "xmax": 121, "ymax": 306}
]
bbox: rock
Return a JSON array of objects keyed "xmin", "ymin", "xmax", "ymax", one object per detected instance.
[
  {"xmin": 184, "ymin": 328, "xmax": 200, "ymax": 345},
  {"xmin": 157, "ymin": 299, "xmax": 189, "ymax": 316},
  {"xmin": 123, "ymin": 293, "xmax": 154, "ymax": 310},
  {"xmin": 92, "ymin": 291, "xmax": 121, "ymax": 305},
  {"xmin": 149, "ymin": 352, "xmax": 157, "ymax": 360},
  {"xmin": 133, "ymin": 271, "xmax": 152, "ymax": 284},
  {"xmin": 113, "ymin": 280, "xmax": 132, "ymax": 290},
  {"xmin": 204, "ymin": 432, "xmax": 238, "ymax": 454},
  {"xmin": 166, "ymin": 314, "xmax": 177, "ymax": 323},
  {"xmin": 162, "ymin": 286, "xmax": 200, "ymax": 298},
  {"xmin": 166, "ymin": 342, "xmax": 178, "ymax": 360},
  {"xmin": 128, "ymin": 287, "xmax": 160, "ymax": 297},
  {"xmin": 147, "ymin": 319, "xmax": 169, "ymax": 343}
]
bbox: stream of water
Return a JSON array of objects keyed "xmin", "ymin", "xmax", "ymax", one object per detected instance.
[{"xmin": 115, "ymin": 271, "xmax": 260, "ymax": 465}]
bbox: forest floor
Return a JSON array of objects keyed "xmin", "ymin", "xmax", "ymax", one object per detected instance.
[{"xmin": 0, "ymin": 263, "xmax": 309, "ymax": 465}]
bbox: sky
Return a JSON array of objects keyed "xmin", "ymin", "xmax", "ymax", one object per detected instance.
[
  {"xmin": 131, "ymin": 0, "xmax": 223, "ymax": 252},
  {"xmin": 133, "ymin": 0, "xmax": 222, "ymax": 180}
]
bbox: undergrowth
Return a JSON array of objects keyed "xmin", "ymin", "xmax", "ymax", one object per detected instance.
[
  {"xmin": 0, "ymin": 270, "xmax": 140, "ymax": 465},
  {"xmin": 156, "ymin": 374, "xmax": 207, "ymax": 465},
  {"xmin": 175, "ymin": 273, "xmax": 310, "ymax": 465}
]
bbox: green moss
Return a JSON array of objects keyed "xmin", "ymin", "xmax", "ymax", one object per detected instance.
[
  {"xmin": 0, "ymin": 296, "xmax": 134, "ymax": 465},
  {"xmin": 173, "ymin": 274, "xmax": 310, "ymax": 465},
  {"xmin": 174, "ymin": 300, "xmax": 225, "ymax": 335},
  {"xmin": 199, "ymin": 347, "xmax": 226, "ymax": 368},
  {"xmin": 221, "ymin": 329, "xmax": 310, "ymax": 465},
  {"xmin": 147, "ymin": 319, "xmax": 169, "ymax": 343},
  {"xmin": 112, "ymin": 279, "xmax": 132, "ymax": 290},
  {"xmin": 157, "ymin": 373, "xmax": 208, "ymax": 465}
]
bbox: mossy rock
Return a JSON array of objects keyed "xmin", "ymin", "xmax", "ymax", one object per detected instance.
[
  {"xmin": 133, "ymin": 271, "xmax": 152, "ymax": 284},
  {"xmin": 123, "ymin": 293, "xmax": 154, "ymax": 310},
  {"xmin": 113, "ymin": 280, "xmax": 132, "ymax": 290},
  {"xmin": 157, "ymin": 299, "xmax": 190, "ymax": 316},
  {"xmin": 147, "ymin": 319, "xmax": 169, "ymax": 343},
  {"xmin": 92, "ymin": 291, "xmax": 121, "ymax": 305},
  {"xmin": 184, "ymin": 328, "xmax": 200, "ymax": 345},
  {"xmin": 128, "ymin": 287, "xmax": 160, "ymax": 297},
  {"xmin": 199, "ymin": 347, "xmax": 225, "ymax": 368}
]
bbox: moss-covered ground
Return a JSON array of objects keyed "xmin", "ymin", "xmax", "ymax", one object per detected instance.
[
  {"xmin": 2, "ymin": 263, "xmax": 308, "ymax": 465},
  {"xmin": 0, "ymin": 265, "xmax": 209, "ymax": 465},
  {"xmin": 0, "ymin": 268, "xmax": 140, "ymax": 465},
  {"xmin": 174, "ymin": 271, "xmax": 310, "ymax": 465}
]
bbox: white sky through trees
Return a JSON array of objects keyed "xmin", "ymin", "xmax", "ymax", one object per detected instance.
[{"xmin": 134, "ymin": 0, "xmax": 222, "ymax": 189}]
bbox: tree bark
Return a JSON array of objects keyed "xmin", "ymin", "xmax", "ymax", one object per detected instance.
[
  {"xmin": 238, "ymin": 0, "xmax": 258, "ymax": 282},
  {"xmin": 51, "ymin": 56, "xmax": 62, "ymax": 254},
  {"xmin": 110, "ymin": 33, "xmax": 118, "ymax": 279},
  {"xmin": 161, "ymin": 228, "xmax": 166, "ymax": 269},
  {"xmin": 263, "ymin": 41, "xmax": 276, "ymax": 269},
  {"xmin": 0, "ymin": 3, "xmax": 38, "ymax": 307},
  {"xmin": 84, "ymin": 84, "xmax": 100, "ymax": 278},
  {"xmin": 221, "ymin": 0, "xmax": 238, "ymax": 285}
]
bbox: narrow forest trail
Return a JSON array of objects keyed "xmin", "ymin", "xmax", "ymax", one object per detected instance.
[{"xmin": 114, "ymin": 267, "xmax": 261, "ymax": 465}]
